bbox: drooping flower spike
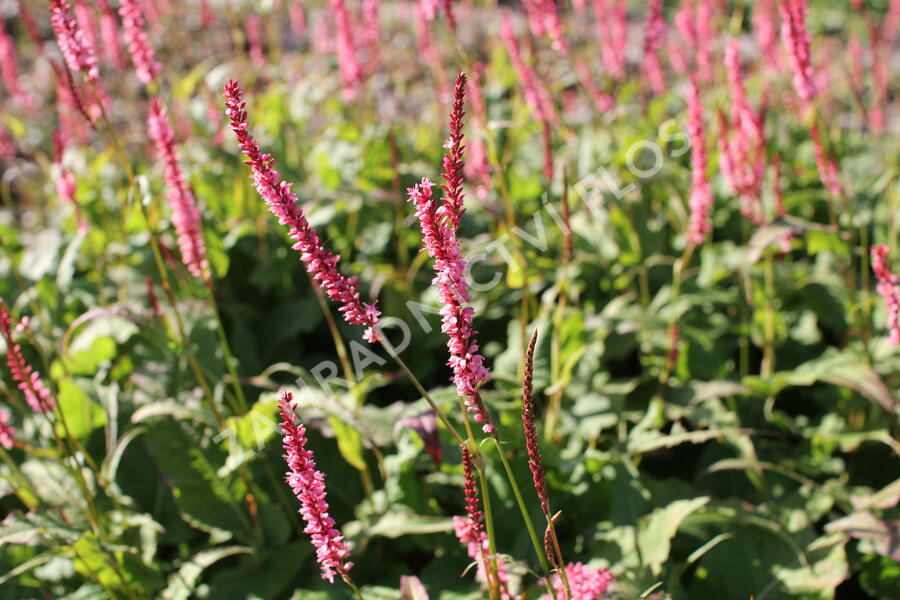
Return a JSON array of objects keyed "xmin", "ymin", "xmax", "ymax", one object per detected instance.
[
  {"xmin": 0, "ymin": 301, "xmax": 55, "ymax": 414},
  {"xmin": 277, "ymin": 389, "xmax": 353, "ymax": 582},
  {"xmin": 147, "ymin": 98, "xmax": 209, "ymax": 281},
  {"xmin": 224, "ymin": 79, "xmax": 381, "ymax": 343},
  {"xmin": 871, "ymin": 245, "xmax": 900, "ymax": 345}
]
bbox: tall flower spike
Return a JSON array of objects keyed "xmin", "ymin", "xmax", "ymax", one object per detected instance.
[
  {"xmin": 278, "ymin": 389, "xmax": 353, "ymax": 582},
  {"xmin": 331, "ymin": 0, "xmax": 363, "ymax": 100},
  {"xmin": 0, "ymin": 301, "xmax": 55, "ymax": 414},
  {"xmin": 408, "ymin": 179, "xmax": 493, "ymax": 431},
  {"xmin": 641, "ymin": 0, "xmax": 666, "ymax": 95},
  {"xmin": 779, "ymin": 0, "xmax": 816, "ymax": 106},
  {"xmin": 119, "ymin": 0, "xmax": 162, "ymax": 85},
  {"xmin": 0, "ymin": 21, "xmax": 33, "ymax": 109},
  {"xmin": 719, "ymin": 42, "xmax": 766, "ymax": 224},
  {"xmin": 753, "ymin": 0, "xmax": 781, "ymax": 70},
  {"xmin": 453, "ymin": 446, "xmax": 511, "ymax": 597},
  {"xmin": 592, "ymin": 0, "xmax": 627, "ymax": 80},
  {"xmin": 405, "ymin": 73, "xmax": 494, "ymax": 432},
  {"xmin": 871, "ymin": 245, "xmax": 900, "ymax": 345},
  {"xmin": 98, "ymin": 0, "xmax": 126, "ymax": 69},
  {"xmin": 542, "ymin": 562, "xmax": 613, "ymax": 600},
  {"xmin": 521, "ymin": 331, "xmax": 549, "ymax": 513},
  {"xmin": 499, "ymin": 13, "xmax": 558, "ymax": 126},
  {"xmin": 696, "ymin": 0, "xmax": 714, "ymax": 83},
  {"xmin": 147, "ymin": 98, "xmax": 209, "ymax": 281},
  {"xmin": 686, "ymin": 76, "xmax": 713, "ymax": 246},
  {"xmin": 50, "ymin": 0, "xmax": 101, "ymax": 84},
  {"xmin": 224, "ymin": 79, "xmax": 381, "ymax": 343},
  {"xmin": 442, "ymin": 73, "xmax": 467, "ymax": 226}
]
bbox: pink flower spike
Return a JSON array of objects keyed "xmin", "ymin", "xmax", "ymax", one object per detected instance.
[
  {"xmin": 98, "ymin": 0, "xmax": 126, "ymax": 69},
  {"xmin": 499, "ymin": 13, "xmax": 558, "ymax": 126},
  {"xmin": 0, "ymin": 408, "xmax": 15, "ymax": 450},
  {"xmin": 119, "ymin": 0, "xmax": 162, "ymax": 85},
  {"xmin": 224, "ymin": 79, "xmax": 380, "ymax": 343},
  {"xmin": 696, "ymin": 0, "xmax": 714, "ymax": 82},
  {"xmin": 871, "ymin": 245, "xmax": 900, "ymax": 345},
  {"xmin": 147, "ymin": 98, "xmax": 209, "ymax": 281},
  {"xmin": 0, "ymin": 21, "xmax": 34, "ymax": 109},
  {"xmin": 686, "ymin": 76, "xmax": 713, "ymax": 246},
  {"xmin": 245, "ymin": 13, "xmax": 266, "ymax": 69},
  {"xmin": 542, "ymin": 562, "xmax": 613, "ymax": 600},
  {"xmin": 641, "ymin": 0, "xmax": 666, "ymax": 94},
  {"xmin": 779, "ymin": 0, "xmax": 816, "ymax": 106},
  {"xmin": 331, "ymin": 0, "xmax": 364, "ymax": 101},
  {"xmin": 407, "ymin": 179, "xmax": 493, "ymax": 432},
  {"xmin": 50, "ymin": 0, "xmax": 101, "ymax": 84},
  {"xmin": 753, "ymin": 0, "xmax": 781, "ymax": 70},
  {"xmin": 592, "ymin": 0, "xmax": 627, "ymax": 80},
  {"xmin": 719, "ymin": 42, "xmax": 766, "ymax": 224},
  {"xmin": 0, "ymin": 302, "xmax": 55, "ymax": 414},
  {"xmin": 453, "ymin": 447, "xmax": 510, "ymax": 597},
  {"xmin": 277, "ymin": 389, "xmax": 353, "ymax": 582}
]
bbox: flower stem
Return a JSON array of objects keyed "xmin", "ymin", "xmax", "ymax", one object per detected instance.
[{"xmin": 490, "ymin": 435, "xmax": 551, "ymax": 575}]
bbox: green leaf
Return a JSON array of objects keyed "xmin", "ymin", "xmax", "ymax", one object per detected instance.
[
  {"xmin": 637, "ymin": 497, "xmax": 710, "ymax": 576},
  {"xmin": 160, "ymin": 546, "xmax": 252, "ymax": 600},
  {"xmin": 56, "ymin": 378, "xmax": 107, "ymax": 440},
  {"xmin": 328, "ymin": 414, "xmax": 367, "ymax": 472}
]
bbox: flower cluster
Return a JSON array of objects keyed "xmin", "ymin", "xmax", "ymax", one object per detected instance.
[
  {"xmin": 686, "ymin": 76, "xmax": 713, "ymax": 246},
  {"xmin": 871, "ymin": 245, "xmax": 900, "ymax": 345},
  {"xmin": 224, "ymin": 79, "xmax": 381, "ymax": 343},
  {"xmin": 524, "ymin": 0, "xmax": 568, "ymax": 55},
  {"xmin": 147, "ymin": 98, "xmax": 209, "ymax": 281},
  {"xmin": 0, "ymin": 302, "xmax": 55, "ymax": 414},
  {"xmin": 277, "ymin": 389, "xmax": 353, "ymax": 582},
  {"xmin": 542, "ymin": 562, "xmax": 613, "ymax": 600},
  {"xmin": 119, "ymin": 0, "xmax": 162, "ymax": 85}
]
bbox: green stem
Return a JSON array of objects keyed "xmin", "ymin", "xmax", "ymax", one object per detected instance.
[
  {"xmin": 379, "ymin": 340, "xmax": 466, "ymax": 446},
  {"xmin": 205, "ymin": 283, "xmax": 249, "ymax": 412},
  {"xmin": 489, "ymin": 436, "xmax": 551, "ymax": 575}
]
